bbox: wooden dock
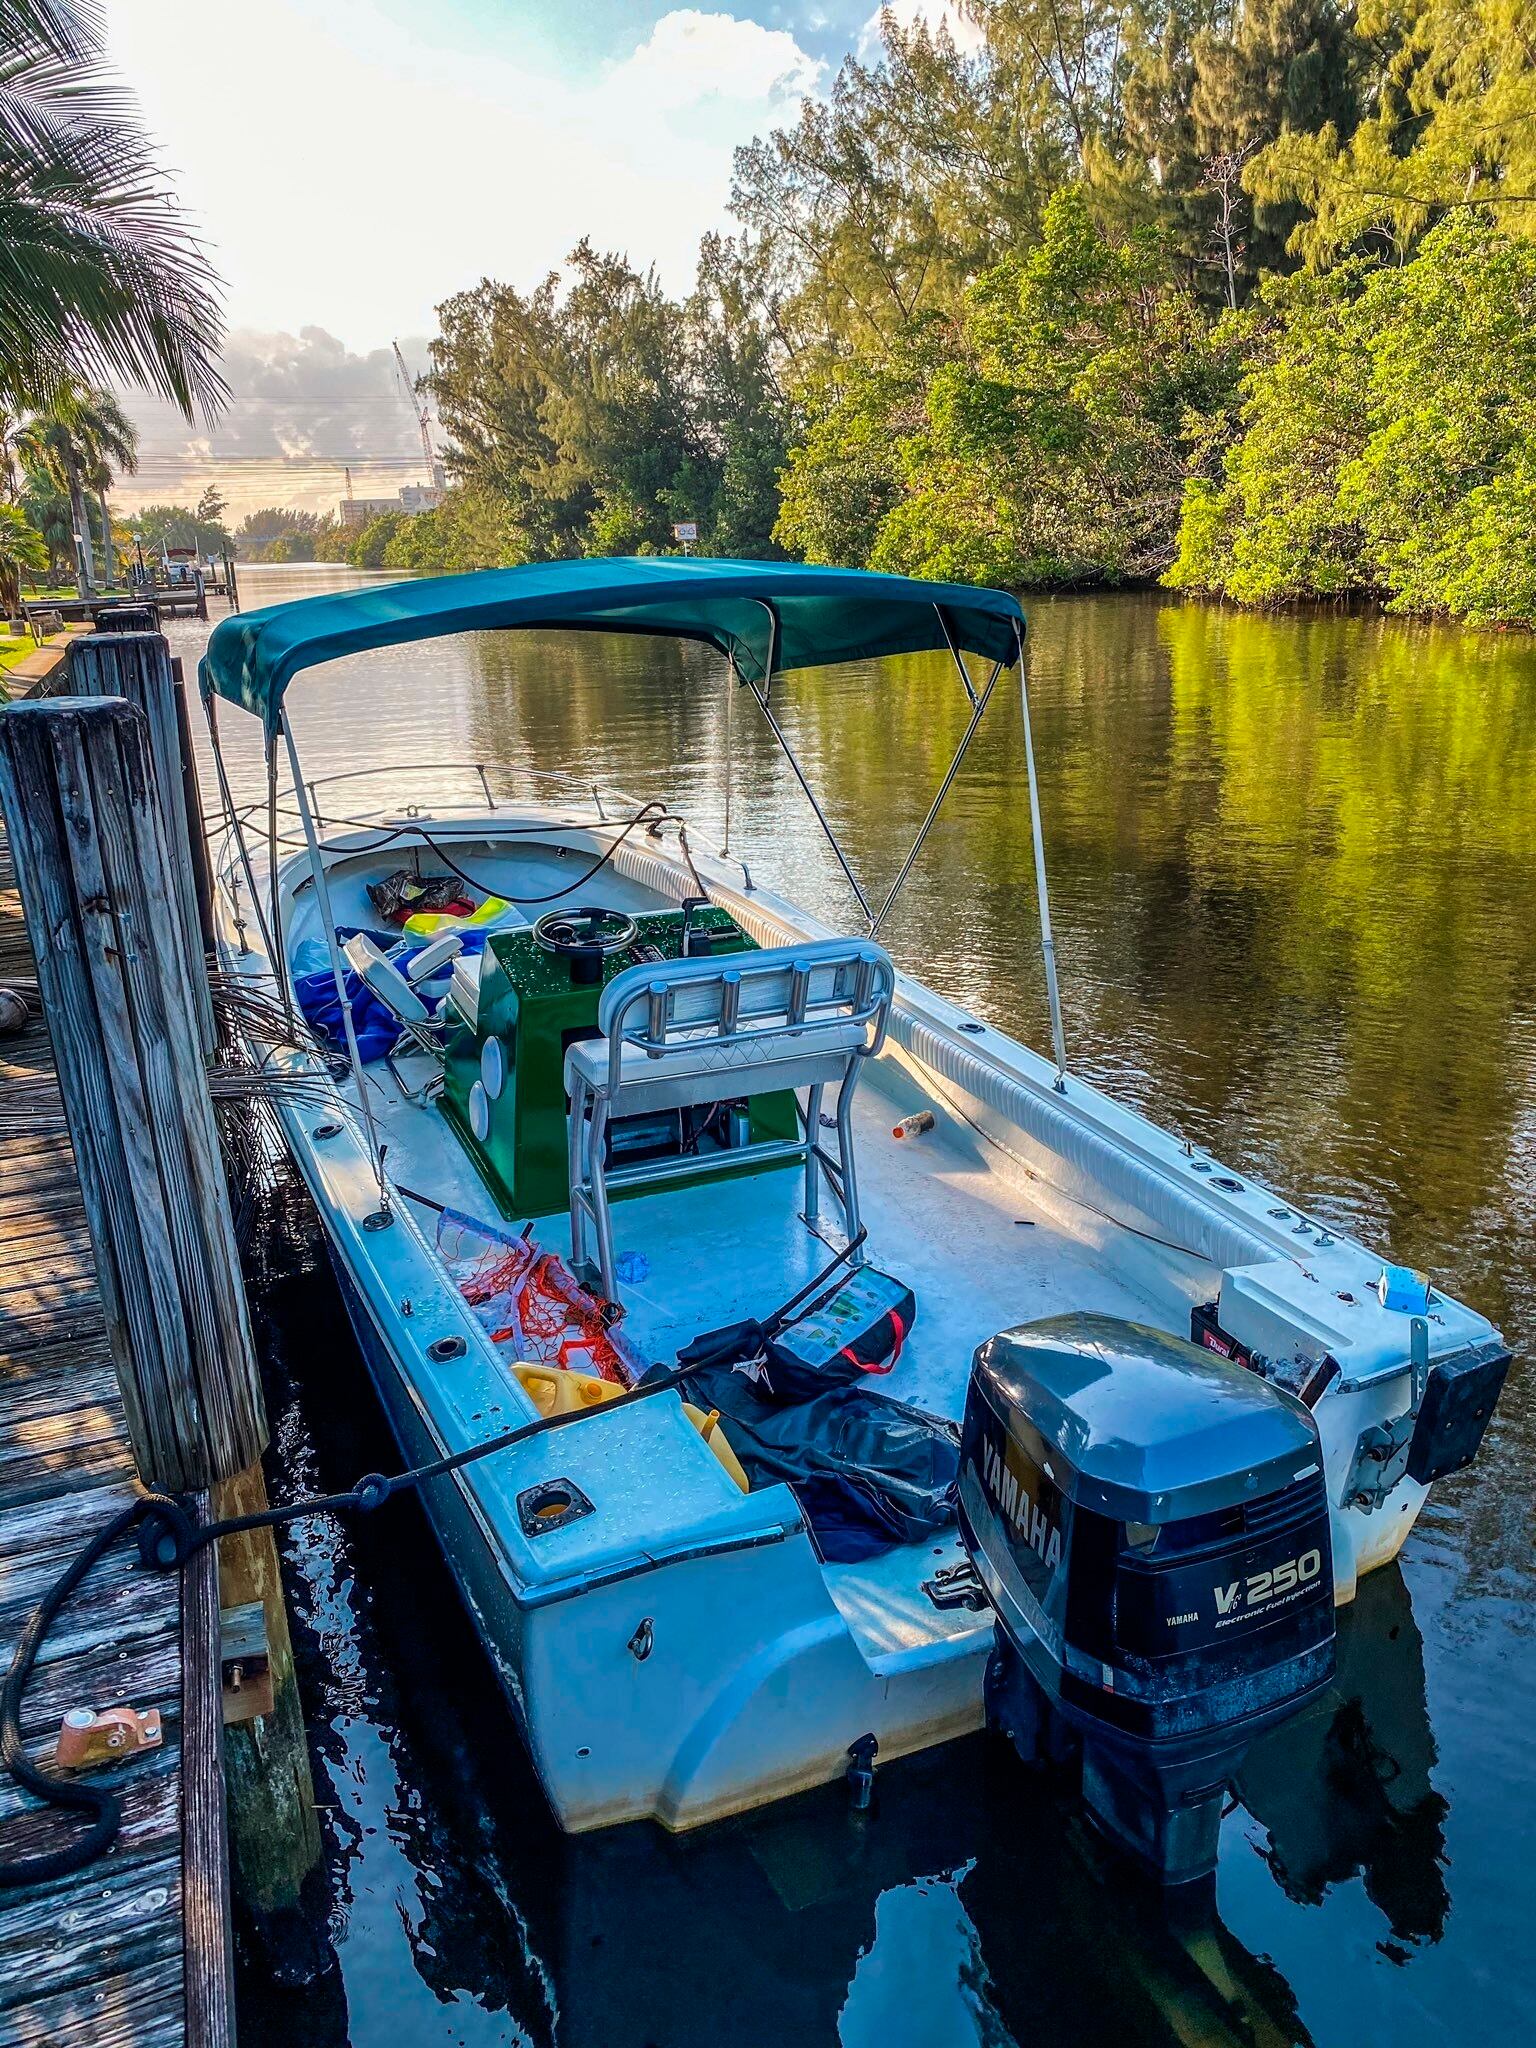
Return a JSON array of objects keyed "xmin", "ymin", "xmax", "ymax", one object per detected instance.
[
  {"xmin": 22, "ymin": 582, "xmax": 215, "ymax": 627},
  {"xmin": 0, "ymin": 821, "xmax": 233, "ymax": 2046}
]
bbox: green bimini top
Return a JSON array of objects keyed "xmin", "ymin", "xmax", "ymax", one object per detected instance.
[{"xmin": 199, "ymin": 556, "xmax": 1025, "ymax": 734}]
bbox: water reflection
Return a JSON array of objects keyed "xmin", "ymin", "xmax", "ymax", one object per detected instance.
[
  {"xmin": 184, "ymin": 572, "xmax": 1535, "ymax": 2047},
  {"xmin": 1238, "ymin": 1567, "xmax": 1447, "ymax": 1952}
]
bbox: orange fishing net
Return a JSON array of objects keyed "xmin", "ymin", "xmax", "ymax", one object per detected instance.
[{"xmin": 435, "ymin": 1206, "xmax": 644, "ymax": 1385}]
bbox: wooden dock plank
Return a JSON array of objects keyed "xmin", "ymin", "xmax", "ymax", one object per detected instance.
[{"xmin": 0, "ymin": 806, "xmax": 232, "ymax": 2048}]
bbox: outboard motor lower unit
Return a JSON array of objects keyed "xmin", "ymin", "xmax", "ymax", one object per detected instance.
[{"xmin": 958, "ymin": 1313, "xmax": 1336, "ymax": 1884}]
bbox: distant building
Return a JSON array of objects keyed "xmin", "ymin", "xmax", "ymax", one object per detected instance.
[{"xmin": 340, "ymin": 479, "xmax": 445, "ymax": 530}]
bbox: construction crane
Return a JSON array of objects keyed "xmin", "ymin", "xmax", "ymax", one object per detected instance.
[{"xmin": 392, "ymin": 341, "xmax": 441, "ymax": 488}]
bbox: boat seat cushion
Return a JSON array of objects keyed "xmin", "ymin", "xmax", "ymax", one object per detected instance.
[
  {"xmin": 564, "ymin": 1017, "xmax": 867, "ymax": 1116},
  {"xmin": 447, "ymin": 954, "xmax": 481, "ymax": 1029}
]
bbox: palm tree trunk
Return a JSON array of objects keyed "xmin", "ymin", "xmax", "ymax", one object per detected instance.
[
  {"xmin": 98, "ymin": 493, "xmax": 112, "ymax": 587},
  {"xmin": 67, "ymin": 456, "xmax": 95, "ymax": 593}
]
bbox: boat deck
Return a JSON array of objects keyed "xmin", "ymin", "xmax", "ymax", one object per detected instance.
[
  {"xmin": 281, "ymin": 821, "xmax": 1172, "ymax": 1675},
  {"xmin": 292, "ymin": 824, "xmax": 1170, "ymax": 1432},
  {"xmin": 365, "ymin": 1041, "xmax": 1166, "ymax": 1426}
]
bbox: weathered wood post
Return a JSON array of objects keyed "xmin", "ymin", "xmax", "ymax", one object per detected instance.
[
  {"xmin": 91, "ymin": 602, "xmax": 159, "ymax": 634},
  {"xmin": 66, "ymin": 630, "xmax": 215, "ymax": 1053},
  {"xmin": 170, "ymin": 654, "xmax": 218, "ymax": 958},
  {"xmin": 0, "ymin": 696, "xmax": 325, "ymax": 1977}
]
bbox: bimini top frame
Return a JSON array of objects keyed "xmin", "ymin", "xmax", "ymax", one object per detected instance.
[{"xmin": 200, "ymin": 559, "xmax": 1067, "ymax": 1216}]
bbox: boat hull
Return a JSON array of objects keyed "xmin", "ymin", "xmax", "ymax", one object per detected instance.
[
  {"xmin": 322, "ymin": 1231, "xmax": 988, "ymax": 1832},
  {"xmin": 226, "ymin": 796, "xmax": 1508, "ymax": 1832}
]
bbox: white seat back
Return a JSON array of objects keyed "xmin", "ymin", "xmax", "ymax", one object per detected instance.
[
  {"xmin": 343, "ymin": 931, "xmax": 431, "ymax": 1026},
  {"xmin": 405, "ymin": 932, "xmax": 464, "ymax": 984},
  {"xmin": 592, "ymin": 937, "xmax": 893, "ymax": 1097}
]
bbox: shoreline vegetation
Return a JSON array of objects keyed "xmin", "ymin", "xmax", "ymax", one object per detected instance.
[{"xmin": 229, "ymin": 0, "xmax": 1536, "ymax": 631}]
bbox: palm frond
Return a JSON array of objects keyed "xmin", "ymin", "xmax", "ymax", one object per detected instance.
[
  {"xmin": 0, "ymin": 0, "xmax": 101, "ymax": 65},
  {"xmin": 0, "ymin": 46, "xmax": 139, "ymax": 157},
  {"xmin": 0, "ymin": 41, "xmax": 226, "ymax": 419}
]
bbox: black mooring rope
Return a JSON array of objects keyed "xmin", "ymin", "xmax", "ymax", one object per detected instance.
[
  {"xmin": 0, "ymin": 1231, "xmax": 865, "ymax": 1889},
  {"xmin": 0, "ymin": 1494, "xmax": 174, "ymax": 1889}
]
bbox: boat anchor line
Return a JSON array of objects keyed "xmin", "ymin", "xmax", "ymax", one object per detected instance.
[{"xmin": 0, "ymin": 1232, "xmax": 867, "ymax": 1888}]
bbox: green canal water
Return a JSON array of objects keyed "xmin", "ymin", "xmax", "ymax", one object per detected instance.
[{"xmin": 174, "ymin": 569, "xmax": 1535, "ymax": 2047}]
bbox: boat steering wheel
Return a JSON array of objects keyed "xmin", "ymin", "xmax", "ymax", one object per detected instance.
[{"xmin": 532, "ymin": 906, "xmax": 640, "ymax": 956}]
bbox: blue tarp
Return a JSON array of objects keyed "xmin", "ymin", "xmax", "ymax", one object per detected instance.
[{"xmin": 200, "ymin": 557, "xmax": 1025, "ymax": 733}]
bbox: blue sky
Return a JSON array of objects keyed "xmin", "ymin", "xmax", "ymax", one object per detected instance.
[
  {"xmin": 105, "ymin": 0, "xmax": 975, "ymax": 514},
  {"xmin": 358, "ymin": 0, "xmax": 884, "ymax": 74}
]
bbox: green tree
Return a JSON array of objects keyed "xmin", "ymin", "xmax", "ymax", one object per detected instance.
[
  {"xmin": 125, "ymin": 499, "xmax": 234, "ymax": 559},
  {"xmin": 1108, "ymin": 0, "xmax": 1362, "ymax": 301},
  {"xmin": 348, "ymin": 510, "xmax": 406, "ymax": 569},
  {"xmin": 429, "ymin": 238, "xmax": 786, "ymax": 561},
  {"xmin": 379, "ymin": 487, "xmax": 516, "ymax": 571},
  {"xmin": 428, "ymin": 274, "xmax": 582, "ymax": 556},
  {"xmin": 781, "ymin": 187, "xmax": 1240, "ymax": 585},
  {"xmin": 17, "ymin": 459, "xmax": 72, "ymax": 575},
  {"xmin": 545, "ymin": 241, "xmax": 714, "ymax": 555},
  {"xmin": 0, "ymin": 404, "xmax": 24, "ymax": 499},
  {"xmin": 775, "ymin": 338, "xmax": 933, "ymax": 565},
  {"xmin": 1167, "ymin": 213, "xmax": 1536, "ymax": 623},
  {"xmin": 732, "ymin": 15, "xmax": 1020, "ymax": 371},
  {"xmin": 0, "ymin": 500, "xmax": 47, "ymax": 614},
  {"xmin": 1255, "ymin": 0, "xmax": 1536, "ymax": 264},
  {"xmin": 234, "ymin": 505, "xmax": 322, "ymax": 561},
  {"xmin": 689, "ymin": 235, "xmax": 793, "ymax": 557},
  {"xmin": 17, "ymin": 381, "xmax": 136, "ymax": 590},
  {"xmin": 0, "ymin": 0, "xmax": 225, "ymax": 414}
]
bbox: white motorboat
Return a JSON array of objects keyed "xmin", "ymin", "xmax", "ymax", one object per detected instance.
[{"xmin": 200, "ymin": 559, "xmax": 1509, "ymax": 1844}]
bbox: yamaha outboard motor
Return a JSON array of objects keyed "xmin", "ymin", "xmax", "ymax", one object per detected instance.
[{"xmin": 958, "ymin": 1313, "xmax": 1336, "ymax": 1885}]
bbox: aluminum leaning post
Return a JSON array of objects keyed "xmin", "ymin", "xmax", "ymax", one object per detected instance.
[{"xmin": 564, "ymin": 938, "xmax": 895, "ymax": 1305}]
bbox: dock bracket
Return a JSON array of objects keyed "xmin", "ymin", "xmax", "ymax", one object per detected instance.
[{"xmin": 221, "ymin": 1600, "xmax": 275, "ymax": 1725}]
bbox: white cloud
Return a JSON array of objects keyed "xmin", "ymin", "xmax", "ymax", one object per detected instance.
[
  {"xmin": 610, "ymin": 10, "xmax": 823, "ymax": 113},
  {"xmin": 857, "ymin": 0, "xmax": 986, "ymax": 60},
  {"xmin": 98, "ymin": 3, "xmax": 830, "ymax": 516},
  {"xmin": 103, "ymin": 2, "xmax": 823, "ymax": 345}
]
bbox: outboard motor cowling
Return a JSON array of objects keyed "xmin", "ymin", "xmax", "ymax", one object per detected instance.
[{"xmin": 958, "ymin": 1313, "xmax": 1336, "ymax": 1885}]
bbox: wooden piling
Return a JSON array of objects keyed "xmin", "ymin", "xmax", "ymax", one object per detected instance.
[
  {"xmin": 0, "ymin": 797, "xmax": 232, "ymax": 2046},
  {"xmin": 211, "ymin": 1461, "xmax": 326, "ymax": 1982},
  {"xmin": 0, "ymin": 697, "xmax": 324, "ymax": 1970},
  {"xmin": 0, "ymin": 698, "xmax": 259, "ymax": 1489},
  {"xmin": 65, "ymin": 632, "xmax": 215, "ymax": 1054}
]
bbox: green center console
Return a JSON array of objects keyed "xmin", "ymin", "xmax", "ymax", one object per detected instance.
[{"xmin": 439, "ymin": 906, "xmax": 798, "ymax": 1221}]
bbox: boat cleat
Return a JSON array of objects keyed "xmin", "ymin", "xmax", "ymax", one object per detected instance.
[{"xmin": 54, "ymin": 1704, "xmax": 163, "ymax": 1771}]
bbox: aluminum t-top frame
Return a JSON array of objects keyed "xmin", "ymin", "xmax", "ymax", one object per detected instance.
[{"xmin": 738, "ymin": 606, "xmax": 1068, "ymax": 1088}]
